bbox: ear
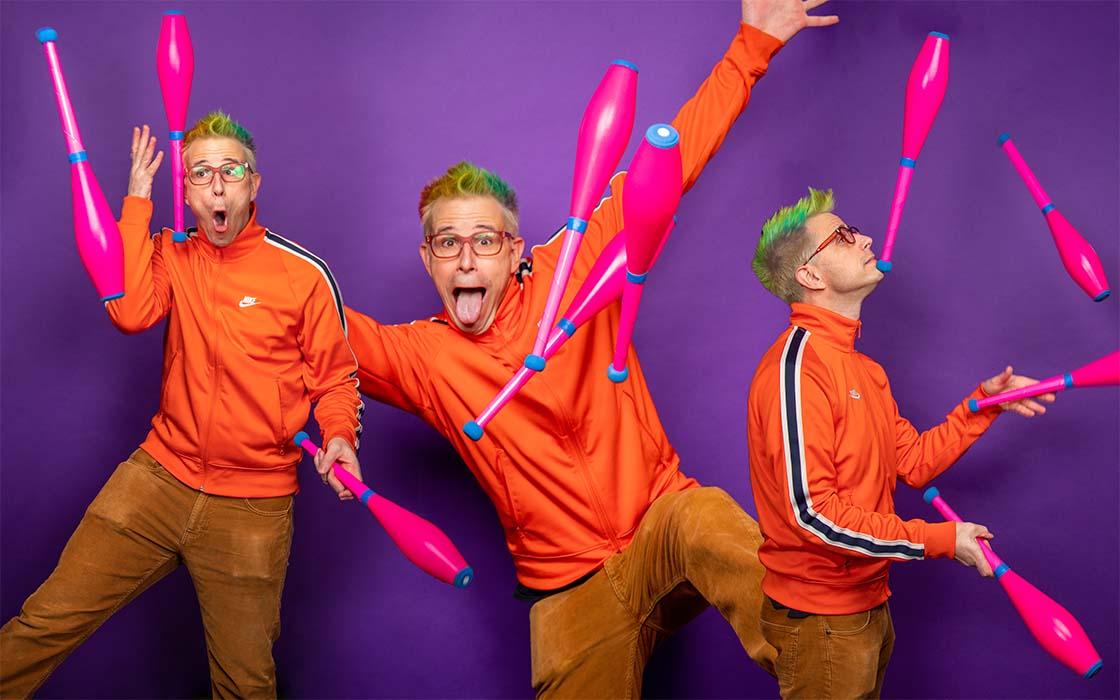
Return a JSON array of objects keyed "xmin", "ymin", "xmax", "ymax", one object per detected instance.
[
  {"xmin": 419, "ymin": 241, "xmax": 435, "ymax": 279},
  {"xmin": 795, "ymin": 263, "xmax": 826, "ymax": 292},
  {"xmin": 249, "ymin": 172, "xmax": 262, "ymax": 201},
  {"xmin": 508, "ymin": 236, "xmax": 526, "ymax": 275}
]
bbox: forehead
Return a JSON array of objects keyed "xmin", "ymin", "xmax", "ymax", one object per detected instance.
[
  {"xmin": 430, "ymin": 196, "xmax": 505, "ymax": 232},
  {"xmin": 185, "ymin": 137, "xmax": 247, "ymax": 164},
  {"xmin": 805, "ymin": 212, "xmax": 846, "ymax": 239}
]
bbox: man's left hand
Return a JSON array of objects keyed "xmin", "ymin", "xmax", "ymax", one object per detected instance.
[
  {"xmin": 315, "ymin": 437, "xmax": 362, "ymax": 501},
  {"xmin": 981, "ymin": 365, "xmax": 1056, "ymax": 417}
]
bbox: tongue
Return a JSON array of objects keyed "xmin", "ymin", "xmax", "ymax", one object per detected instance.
[{"xmin": 455, "ymin": 290, "xmax": 484, "ymax": 326}]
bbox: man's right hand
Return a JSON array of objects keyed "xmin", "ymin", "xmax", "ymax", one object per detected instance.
[
  {"xmin": 954, "ymin": 522, "xmax": 995, "ymax": 577},
  {"xmin": 127, "ymin": 125, "xmax": 164, "ymax": 199},
  {"xmin": 742, "ymin": 0, "xmax": 839, "ymax": 43}
]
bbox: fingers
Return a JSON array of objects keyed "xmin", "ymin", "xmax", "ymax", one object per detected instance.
[
  {"xmin": 325, "ymin": 469, "xmax": 345, "ymax": 496},
  {"xmin": 803, "ymin": 0, "xmax": 830, "ymax": 9},
  {"xmin": 131, "ymin": 126, "xmax": 140, "ymax": 156},
  {"xmin": 1004, "ymin": 401, "xmax": 1037, "ymax": 418},
  {"xmin": 149, "ymin": 150, "xmax": 165, "ymax": 174},
  {"xmin": 1021, "ymin": 399, "xmax": 1047, "ymax": 414},
  {"xmin": 806, "ymin": 15, "xmax": 839, "ymax": 27}
]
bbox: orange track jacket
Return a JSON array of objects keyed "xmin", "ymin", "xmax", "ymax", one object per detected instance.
[
  {"xmin": 107, "ymin": 199, "xmax": 363, "ymax": 497},
  {"xmin": 747, "ymin": 303, "xmax": 1000, "ymax": 614},
  {"xmin": 346, "ymin": 23, "xmax": 784, "ymax": 589}
]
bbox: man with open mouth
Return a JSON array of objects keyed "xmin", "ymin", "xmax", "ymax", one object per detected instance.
[
  {"xmin": 342, "ymin": 1, "xmax": 839, "ymax": 696},
  {"xmin": 0, "ymin": 112, "xmax": 364, "ymax": 698}
]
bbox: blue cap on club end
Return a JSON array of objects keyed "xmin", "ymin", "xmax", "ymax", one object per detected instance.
[
  {"xmin": 997, "ymin": 132, "xmax": 1012, "ymax": 146},
  {"xmin": 645, "ymin": 124, "xmax": 679, "ymax": 149},
  {"xmin": 607, "ymin": 365, "xmax": 629, "ymax": 383},
  {"xmin": 923, "ymin": 487, "xmax": 940, "ymax": 504},
  {"xmin": 172, "ymin": 231, "xmax": 189, "ymax": 243},
  {"xmin": 524, "ymin": 354, "xmax": 546, "ymax": 372},
  {"xmin": 163, "ymin": 9, "xmax": 185, "ymax": 15},
  {"xmin": 293, "ymin": 431, "xmax": 309, "ymax": 445},
  {"xmin": 1094, "ymin": 290, "xmax": 1111, "ymax": 302},
  {"xmin": 36, "ymin": 27, "xmax": 58, "ymax": 43},
  {"xmin": 611, "ymin": 59, "xmax": 638, "ymax": 73},
  {"xmin": 968, "ymin": 398, "xmax": 979, "ymax": 412},
  {"xmin": 1084, "ymin": 660, "xmax": 1103, "ymax": 679},
  {"xmin": 929, "ymin": 31, "xmax": 950, "ymax": 40},
  {"xmin": 463, "ymin": 421, "xmax": 483, "ymax": 442},
  {"xmin": 876, "ymin": 260, "xmax": 893, "ymax": 273},
  {"xmin": 454, "ymin": 567, "xmax": 475, "ymax": 589}
]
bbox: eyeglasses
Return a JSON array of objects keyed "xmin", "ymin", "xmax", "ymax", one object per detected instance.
[
  {"xmin": 804, "ymin": 225, "xmax": 860, "ymax": 264},
  {"xmin": 187, "ymin": 161, "xmax": 253, "ymax": 186},
  {"xmin": 426, "ymin": 231, "xmax": 513, "ymax": 259}
]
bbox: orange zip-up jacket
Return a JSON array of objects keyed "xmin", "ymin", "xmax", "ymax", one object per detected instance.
[
  {"xmin": 106, "ymin": 198, "xmax": 363, "ymax": 497},
  {"xmin": 747, "ymin": 303, "xmax": 1000, "ymax": 614},
  {"xmin": 345, "ymin": 23, "xmax": 784, "ymax": 590}
]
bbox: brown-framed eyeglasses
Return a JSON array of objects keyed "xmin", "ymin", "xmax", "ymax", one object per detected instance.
[
  {"xmin": 426, "ymin": 231, "xmax": 514, "ymax": 259},
  {"xmin": 805, "ymin": 225, "xmax": 860, "ymax": 264}
]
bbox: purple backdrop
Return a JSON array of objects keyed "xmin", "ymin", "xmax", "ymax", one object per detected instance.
[{"xmin": 2, "ymin": 1, "xmax": 1117, "ymax": 697}]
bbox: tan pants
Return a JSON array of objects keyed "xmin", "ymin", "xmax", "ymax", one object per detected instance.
[
  {"xmin": 0, "ymin": 449, "xmax": 293, "ymax": 699},
  {"xmin": 760, "ymin": 595, "xmax": 895, "ymax": 699},
  {"xmin": 529, "ymin": 487, "xmax": 778, "ymax": 699}
]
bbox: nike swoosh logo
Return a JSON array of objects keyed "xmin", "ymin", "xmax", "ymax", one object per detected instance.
[{"xmin": 239, "ymin": 296, "xmax": 260, "ymax": 308}]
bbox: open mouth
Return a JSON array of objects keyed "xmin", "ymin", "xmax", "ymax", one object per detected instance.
[
  {"xmin": 212, "ymin": 209, "xmax": 228, "ymax": 234},
  {"xmin": 452, "ymin": 286, "xmax": 486, "ymax": 326}
]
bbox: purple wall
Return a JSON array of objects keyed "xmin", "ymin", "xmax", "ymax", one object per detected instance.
[{"xmin": 2, "ymin": 1, "xmax": 1117, "ymax": 697}]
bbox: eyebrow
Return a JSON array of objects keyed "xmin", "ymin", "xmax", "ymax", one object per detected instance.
[
  {"xmin": 434, "ymin": 224, "xmax": 501, "ymax": 235},
  {"xmin": 189, "ymin": 158, "xmax": 242, "ymax": 167}
]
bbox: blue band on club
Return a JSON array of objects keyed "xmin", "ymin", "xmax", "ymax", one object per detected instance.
[
  {"xmin": 359, "ymin": 489, "xmax": 374, "ymax": 505},
  {"xmin": 1041, "ymin": 203, "xmax": 1055, "ymax": 214},
  {"xmin": 994, "ymin": 563, "xmax": 1010, "ymax": 579},
  {"xmin": 558, "ymin": 318, "xmax": 576, "ymax": 337},
  {"xmin": 626, "ymin": 270, "xmax": 648, "ymax": 284},
  {"xmin": 68, "ymin": 151, "xmax": 88, "ymax": 163},
  {"xmin": 899, "ymin": 157, "xmax": 917, "ymax": 168},
  {"xmin": 169, "ymin": 131, "xmax": 185, "ymax": 140},
  {"xmin": 1063, "ymin": 373, "xmax": 1074, "ymax": 389},
  {"xmin": 567, "ymin": 217, "xmax": 588, "ymax": 234}
]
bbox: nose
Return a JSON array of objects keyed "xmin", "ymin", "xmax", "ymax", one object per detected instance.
[
  {"xmin": 209, "ymin": 173, "xmax": 225, "ymax": 195},
  {"xmin": 858, "ymin": 233, "xmax": 873, "ymax": 249},
  {"xmin": 456, "ymin": 243, "xmax": 478, "ymax": 272}
]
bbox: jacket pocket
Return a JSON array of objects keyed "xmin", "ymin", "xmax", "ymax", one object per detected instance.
[
  {"xmin": 275, "ymin": 379, "xmax": 289, "ymax": 455},
  {"xmin": 492, "ymin": 449, "xmax": 525, "ymax": 536}
]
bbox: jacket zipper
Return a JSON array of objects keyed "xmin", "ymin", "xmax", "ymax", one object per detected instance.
[{"xmin": 199, "ymin": 253, "xmax": 223, "ymax": 491}]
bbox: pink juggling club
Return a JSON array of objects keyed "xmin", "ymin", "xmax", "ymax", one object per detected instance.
[
  {"xmin": 36, "ymin": 27, "xmax": 125, "ymax": 302},
  {"xmin": 608, "ymin": 124, "xmax": 682, "ymax": 382},
  {"xmin": 997, "ymin": 133, "xmax": 1111, "ymax": 301},
  {"xmin": 969, "ymin": 350, "xmax": 1118, "ymax": 412},
  {"xmin": 463, "ymin": 219, "xmax": 675, "ymax": 441},
  {"xmin": 157, "ymin": 10, "xmax": 195, "ymax": 244},
  {"xmin": 877, "ymin": 32, "xmax": 950, "ymax": 273},
  {"xmin": 293, "ymin": 432, "xmax": 473, "ymax": 588},
  {"xmin": 923, "ymin": 487, "xmax": 1102, "ymax": 678},
  {"xmin": 524, "ymin": 60, "xmax": 637, "ymax": 374}
]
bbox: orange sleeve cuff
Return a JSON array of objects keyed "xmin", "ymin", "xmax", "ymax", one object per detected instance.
[
  {"xmin": 733, "ymin": 22, "xmax": 785, "ymax": 78},
  {"xmin": 926, "ymin": 520, "xmax": 957, "ymax": 559},
  {"xmin": 120, "ymin": 196, "xmax": 153, "ymax": 228}
]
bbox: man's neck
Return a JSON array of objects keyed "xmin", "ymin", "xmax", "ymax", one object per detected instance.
[{"xmin": 802, "ymin": 291, "xmax": 863, "ymax": 321}]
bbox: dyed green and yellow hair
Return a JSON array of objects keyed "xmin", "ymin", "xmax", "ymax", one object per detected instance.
[
  {"xmin": 752, "ymin": 188, "xmax": 835, "ymax": 303},
  {"xmin": 418, "ymin": 161, "xmax": 519, "ymax": 236},
  {"xmin": 183, "ymin": 111, "xmax": 257, "ymax": 170}
]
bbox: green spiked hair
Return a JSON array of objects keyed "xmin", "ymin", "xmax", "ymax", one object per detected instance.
[
  {"xmin": 753, "ymin": 188, "xmax": 835, "ymax": 303},
  {"xmin": 418, "ymin": 161, "xmax": 519, "ymax": 236},
  {"xmin": 183, "ymin": 111, "xmax": 257, "ymax": 170}
]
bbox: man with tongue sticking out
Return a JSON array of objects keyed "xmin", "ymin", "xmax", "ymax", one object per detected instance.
[
  {"xmin": 0, "ymin": 112, "xmax": 364, "ymax": 697},
  {"xmin": 343, "ymin": 1, "xmax": 839, "ymax": 695}
]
